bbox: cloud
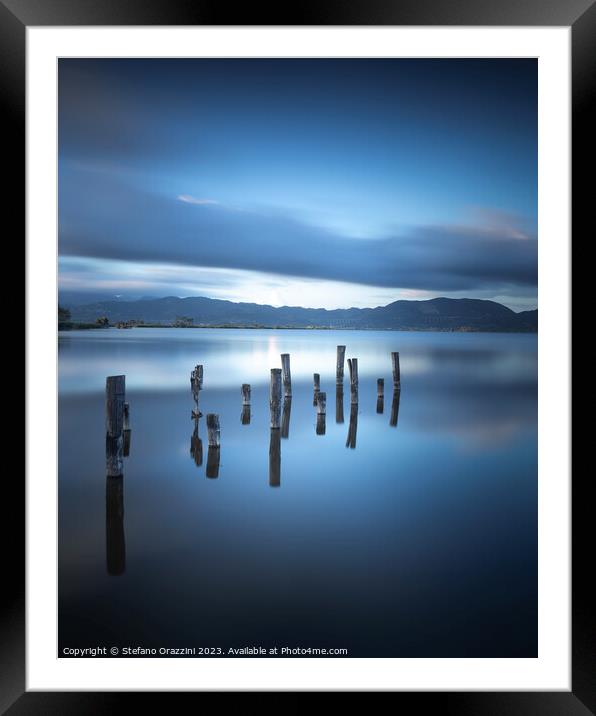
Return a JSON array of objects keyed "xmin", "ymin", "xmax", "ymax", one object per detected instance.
[
  {"xmin": 59, "ymin": 166, "xmax": 537, "ymax": 296},
  {"xmin": 177, "ymin": 195, "xmax": 219, "ymax": 206}
]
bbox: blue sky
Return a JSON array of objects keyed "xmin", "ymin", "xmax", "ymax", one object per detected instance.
[{"xmin": 58, "ymin": 59, "xmax": 537, "ymax": 310}]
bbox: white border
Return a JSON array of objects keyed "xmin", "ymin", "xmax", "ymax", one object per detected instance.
[{"xmin": 26, "ymin": 26, "xmax": 571, "ymax": 691}]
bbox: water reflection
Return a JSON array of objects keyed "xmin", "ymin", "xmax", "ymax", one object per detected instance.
[
  {"xmin": 390, "ymin": 389, "xmax": 401, "ymax": 428},
  {"xmin": 106, "ymin": 475, "xmax": 125, "ymax": 576},
  {"xmin": 206, "ymin": 446, "xmax": 220, "ymax": 478},
  {"xmin": 335, "ymin": 385, "xmax": 344, "ymax": 424},
  {"xmin": 190, "ymin": 416, "xmax": 203, "ymax": 466},
  {"xmin": 241, "ymin": 405, "xmax": 251, "ymax": 425},
  {"xmin": 281, "ymin": 398, "xmax": 292, "ymax": 439},
  {"xmin": 269, "ymin": 428, "xmax": 281, "ymax": 487},
  {"xmin": 346, "ymin": 404, "xmax": 358, "ymax": 449}
]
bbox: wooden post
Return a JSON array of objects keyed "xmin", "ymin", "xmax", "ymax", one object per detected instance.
[
  {"xmin": 336, "ymin": 345, "xmax": 346, "ymax": 384},
  {"xmin": 206, "ymin": 415, "xmax": 220, "ymax": 478},
  {"xmin": 123, "ymin": 402, "xmax": 131, "ymax": 457},
  {"xmin": 190, "ymin": 416, "xmax": 203, "ymax": 466},
  {"xmin": 270, "ymin": 368, "xmax": 282, "ymax": 429},
  {"xmin": 206, "ymin": 414, "xmax": 220, "ymax": 447},
  {"xmin": 335, "ymin": 385, "xmax": 344, "ymax": 424},
  {"xmin": 106, "ymin": 375, "xmax": 125, "ymax": 477},
  {"xmin": 391, "ymin": 352, "xmax": 401, "ymax": 391},
  {"xmin": 191, "ymin": 365, "xmax": 203, "ymax": 417},
  {"xmin": 348, "ymin": 358, "xmax": 358, "ymax": 404},
  {"xmin": 313, "ymin": 372, "xmax": 320, "ymax": 406},
  {"xmin": 281, "ymin": 398, "xmax": 292, "ymax": 439},
  {"xmin": 390, "ymin": 389, "xmax": 401, "ymax": 427},
  {"xmin": 269, "ymin": 428, "xmax": 281, "ymax": 487},
  {"xmin": 346, "ymin": 403, "xmax": 358, "ymax": 449},
  {"xmin": 106, "ymin": 375, "xmax": 125, "ymax": 437},
  {"xmin": 106, "ymin": 475, "xmax": 125, "ymax": 576},
  {"xmin": 281, "ymin": 353, "xmax": 292, "ymax": 398},
  {"xmin": 316, "ymin": 391, "xmax": 326, "ymax": 415},
  {"xmin": 241, "ymin": 383, "xmax": 251, "ymax": 424}
]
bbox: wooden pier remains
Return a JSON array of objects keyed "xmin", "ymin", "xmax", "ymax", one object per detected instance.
[
  {"xmin": 106, "ymin": 375, "xmax": 125, "ymax": 477},
  {"xmin": 313, "ymin": 372, "xmax": 321, "ymax": 406},
  {"xmin": 316, "ymin": 391, "xmax": 326, "ymax": 435},
  {"xmin": 123, "ymin": 401, "xmax": 131, "ymax": 456},
  {"xmin": 191, "ymin": 364, "xmax": 203, "ymax": 417},
  {"xmin": 270, "ymin": 368, "xmax": 282, "ymax": 429},
  {"xmin": 347, "ymin": 358, "xmax": 358, "ymax": 404},
  {"xmin": 336, "ymin": 345, "xmax": 346, "ymax": 384},
  {"xmin": 281, "ymin": 353, "xmax": 292, "ymax": 398},
  {"xmin": 241, "ymin": 383, "xmax": 251, "ymax": 425},
  {"xmin": 391, "ymin": 352, "xmax": 401, "ymax": 391}
]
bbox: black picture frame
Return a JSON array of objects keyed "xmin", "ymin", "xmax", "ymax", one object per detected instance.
[{"xmin": 7, "ymin": 0, "xmax": 589, "ymax": 710}]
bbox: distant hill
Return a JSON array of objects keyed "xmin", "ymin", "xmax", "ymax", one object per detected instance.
[{"xmin": 63, "ymin": 295, "xmax": 538, "ymax": 332}]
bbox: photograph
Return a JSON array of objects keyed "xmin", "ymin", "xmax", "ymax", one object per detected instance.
[{"xmin": 57, "ymin": 57, "xmax": 538, "ymax": 659}]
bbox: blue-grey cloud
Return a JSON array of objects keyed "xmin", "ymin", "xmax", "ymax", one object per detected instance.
[{"xmin": 59, "ymin": 166, "xmax": 536, "ymax": 295}]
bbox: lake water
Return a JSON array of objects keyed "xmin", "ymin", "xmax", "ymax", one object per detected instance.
[{"xmin": 58, "ymin": 328, "xmax": 537, "ymax": 657}]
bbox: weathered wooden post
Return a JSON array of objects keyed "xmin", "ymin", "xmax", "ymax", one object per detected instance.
[
  {"xmin": 281, "ymin": 353, "xmax": 292, "ymax": 398},
  {"xmin": 270, "ymin": 368, "xmax": 282, "ymax": 429},
  {"xmin": 348, "ymin": 358, "xmax": 358, "ymax": 404},
  {"xmin": 191, "ymin": 364, "xmax": 203, "ymax": 417},
  {"xmin": 106, "ymin": 375, "xmax": 125, "ymax": 477},
  {"xmin": 206, "ymin": 413, "xmax": 220, "ymax": 478},
  {"xmin": 335, "ymin": 385, "xmax": 344, "ymax": 424},
  {"xmin": 190, "ymin": 416, "xmax": 203, "ymax": 466},
  {"xmin": 281, "ymin": 398, "xmax": 292, "ymax": 439},
  {"xmin": 269, "ymin": 428, "xmax": 281, "ymax": 487},
  {"xmin": 123, "ymin": 402, "xmax": 131, "ymax": 457},
  {"xmin": 391, "ymin": 352, "xmax": 401, "ymax": 391},
  {"xmin": 313, "ymin": 372, "xmax": 320, "ymax": 406},
  {"xmin": 376, "ymin": 378, "xmax": 384, "ymax": 414},
  {"xmin": 106, "ymin": 475, "xmax": 125, "ymax": 576},
  {"xmin": 336, "ymin": 345, "xmax": 346, "ymax": 384},
  {"xmin": 241, "ymin": 383, "xmax": 251, "ymax": 424},
  {"xmin": 316, "ymin": 391, "xmax": 326, "ymax": 435},
  {"xmin": 346, "ymin": 403, "xmax": 358, "ymax": 449},
  {"xmin": 316, "ymin": 391, "xmax": 326, "ymax": 415},
  {"xmin": 106, "ymin": 375, "xmax": 125, "ymax": 437},
  {"xmin": 390, "ymin": 389, "xmax": 401, "ymax": 428}
]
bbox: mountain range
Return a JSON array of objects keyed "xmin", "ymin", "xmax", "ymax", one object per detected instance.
[{"xmin": 63, "ymin": 295, "xmax": 538, "ymax": 332}]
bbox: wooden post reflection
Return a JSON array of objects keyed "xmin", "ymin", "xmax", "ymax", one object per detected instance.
[
  {"xmin": 269, "ymin": 428, "xmax": 281, "ymax": 487},
  {"xmin": 335, "ymin": 385, "xmax": 344, "ymax": 424},
  {"xmin": 206, "ymin": 414, "xmax": 220, "ymax": 478},
  {"xmin": 390, "ymin": 389, "xmax": 401, "ymax": 427},
  {"xmin": 190, "ymin": 415, "xmax": 203, "ymax": 466},
  {"xmin": 346, "ymin": 403, "xmax": 358, "ymax": 449},
  {"xmin": 106, "ymin": 475, "xmax": 125, "ymax": 575},
  {"xmin": 376, "ymin": 378, "xmax": 384, "ymax": 414},
  {"xmin": 281, "ymin": 397, "xmax": 292, "ymax": 439}
]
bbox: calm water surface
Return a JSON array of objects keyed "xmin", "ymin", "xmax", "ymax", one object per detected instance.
[{"xmin": 59, "ymin": 328, "xmax": 537, "ymax": 657}]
